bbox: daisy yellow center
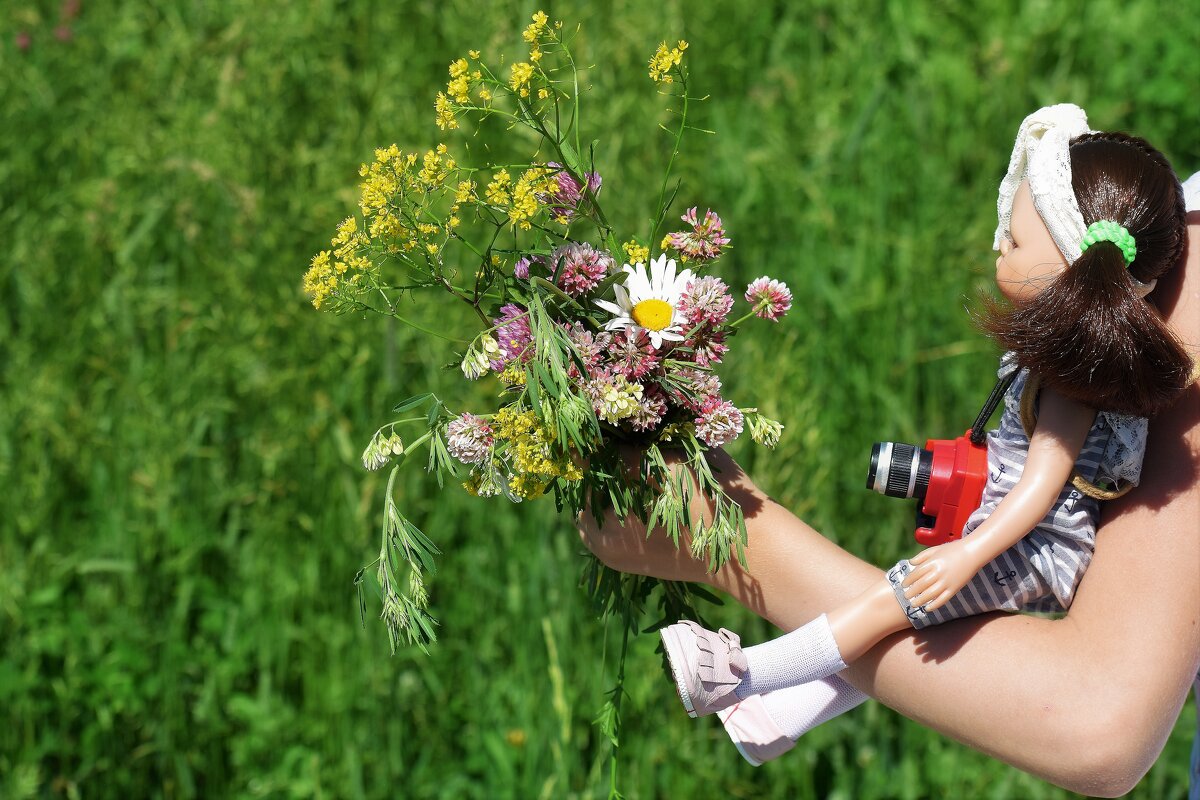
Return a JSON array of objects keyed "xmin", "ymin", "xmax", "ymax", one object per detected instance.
[{"xmin": 631, "ymin": 299, "xmax": 673, "ymax": 331}]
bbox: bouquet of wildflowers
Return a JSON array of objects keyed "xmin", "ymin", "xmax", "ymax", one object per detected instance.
[{"xmin": 305, "ymin": 11, "xmax": 790, "ymax": 657}]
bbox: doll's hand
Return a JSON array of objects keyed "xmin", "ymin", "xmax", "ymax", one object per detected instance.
[{"xmin": 902, "ymin": 539, "xmax": 983, "ymax": 613}]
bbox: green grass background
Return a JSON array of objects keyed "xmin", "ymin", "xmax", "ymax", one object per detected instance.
[{"xmin": 3, "ymin": 0, "xmax": 1197, "ymax": 797}]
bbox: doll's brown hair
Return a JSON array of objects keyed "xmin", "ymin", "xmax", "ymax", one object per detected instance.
[{"xmin": 981, "ymin": 132, "xmax": 1192, "ymax": 417}]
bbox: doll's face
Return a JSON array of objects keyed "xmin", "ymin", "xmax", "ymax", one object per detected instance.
[{"xmin": 995, "ymin": 180, "xmax": 1067, "ymax": 303}]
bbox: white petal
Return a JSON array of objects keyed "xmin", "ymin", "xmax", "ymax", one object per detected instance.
[
  {"xmin": 648, "ymin": 330, "xmax": 663, "ymax": 349},
  {"xmin": 595, "ymin": 299, "xmax": 625, "ymax": 316},
  {"xmin": 658, "ymin": 329, "xmax": 686, "ymax": 342},
  {"xmin": 603, "ymin": 317, "xmax": 633, "ymax": 331},
  {"xmin": 627, "ymin": 269, "xmax": 649, "ymax": 303},
  {"xmin": 650, "ymin": 255, "xmax": 664, "ymax": 289},
  {"xmin": 674, "ymin": 268, "xmax": 695, "ymax": 294},
  {"xmin": 613, "ymin": 283, "xmax": 632, "ymax": 309},
  {"xmin": 663, "ymin": 257, "xmax": 677, "ymax": 290}
]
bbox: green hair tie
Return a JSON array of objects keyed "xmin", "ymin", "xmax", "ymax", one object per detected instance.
[{"xmin": 1079, "ymin": 220, "xmax": 1137, "ymax": 266}]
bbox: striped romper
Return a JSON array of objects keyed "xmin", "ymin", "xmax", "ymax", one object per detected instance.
[{"xmin": 886, "ymin": 362, "xmax": 1146, "ymax": 629}]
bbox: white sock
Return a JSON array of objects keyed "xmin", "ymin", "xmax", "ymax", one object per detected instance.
[
  {"xmin": 735, "ymin": 613, "xmax": 847, "ymax": 697},
  {"xmin": 758, "ymin": 674, "xmax": 868, "ymax": 740}
]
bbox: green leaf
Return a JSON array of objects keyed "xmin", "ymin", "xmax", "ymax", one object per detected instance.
[
  {"xmin": 401, "ymin": 519, "xmax": 441, "ymax": 575},
  {"xmin": 525, "ymin": 367, "xmax": 541, "ymax": 413},
  {"xmin": 593, "ymin": 269, "xmax": 625, "ymax": 297},
  {"xmin": 533, "ymin": 362, "xmax": 557, "ymax": 395},
  {"xmin": 426, "ymin": 398, "xmax": 442, "ymax": 428},
  {"xmin": 392, "ymin": 392, "xmax": 434, "ymax": 414},
  {"xmin": 557, "ymin": 137, "xmax": 584, "ymax": 176},
  {"xmin": 531, "ymin": 276, "xmax": 583, "ymax": 311}
]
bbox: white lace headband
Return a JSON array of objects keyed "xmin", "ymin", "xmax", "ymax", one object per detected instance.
[
  {"xmin": 994, "ymin": 103, "xmax": 1093, "ymax": 261},
  {"xmin": 994, "ymin": 103, "xmax": 1156, "ymax": 297}
]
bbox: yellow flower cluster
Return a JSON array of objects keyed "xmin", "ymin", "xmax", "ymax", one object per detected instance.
[
  {"xmin": 508, "ymin": 167, "xmax": 552, "ymax": 230},
  {"xmin": 359, "ymin": 144, "xmax": 413, "ymax": 218},
  {"xmin": 418, "ymin": 144, "xmax": 456, "ymax": 187},
  {"xmin": 332, "ymin": 215, "xmax": 363, "ymax": 258},
  {"xmin": 302, "ymin": 251, "xmax": 338, "ymax": 309},
  {"xmin": 455, "ymin": 180, "xmax": 477, "ymax": 204},
  {"xmin": 446, "ymin": 58, "xmax": 472, "ymax": 102},
  {"xmin": 302, "ymin": 216, "xmax": 372, "ymax": 308},
  {"xmin": 509, "ymin": 62, "xmax": 535, "ymax": 97},
  {"xmin": 523, "ymin": 10, "xmax": 555, "ymax": 63},
  {"xmin": 485, "ymin": 169, "xmax": 511, "ymax": 205},
  {"xmin": 435, "ymin": 92, "xmax": 458, "ymax": 131},
  {"xmin": 437, "ymin": 56, "xmax": 485, "ymax": 130},
  {"xmin": 498, "ymin": 364, "xmax": 527, "ymax": 386},
  {"xmin": 649, "ymin": 40, "xmax": 688, "ymax": 83},
  {"xmin": 623, "ymin": 239, "xmax": 650, "ymax": 265},
  {"xmin": 523, "ymin": 11, "xmax": 549, "ymax": 43},
  {"xmin": 483, "ymin": 167, "xmax": 553, "ymax": 230},
  {"xmin": 354, "ymin": 144, "xmax": 457, "ymax": 257},
  {"xmin": 492, "ymin": 406, "xmax": 582, "ymax": 499}
]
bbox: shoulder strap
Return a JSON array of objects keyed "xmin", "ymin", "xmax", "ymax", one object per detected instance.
[{"xmin": 969, "ymin": 370, "xmax": 1019, "ymax": 445}]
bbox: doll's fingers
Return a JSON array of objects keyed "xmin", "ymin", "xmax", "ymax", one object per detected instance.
[
  {"xmin": 908, "ymin": 577, "xmax": 945, "ymax": 605},
  {"xmin": 923, "ymin": 590, "xmax": 955, "ymax": 613},
  {"xmin": 911, "ymin": 584, "xmax": 942, "ymax": 608},
  {"xmin": 901, "ymin": 559, "xmax": 940, "ymax": 586},
  {"xmin": 903, "ymin": 572, "xmax": 938, "ymax": 598},
  {"xmin": 899, "ymin": 566, "xmax": 926, "ymax": 590},
  {"xmin": 909, "ymin": 549, "xmax": 930, "ymax": 566},
  {"xmin": 912, "ymin": 585, "xmax": 940, "ymax": 609}
]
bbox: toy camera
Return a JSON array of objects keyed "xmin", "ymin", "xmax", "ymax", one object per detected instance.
[{"xmin": 866, "ymin": 432, "xmax": 988, "ymax": 546}]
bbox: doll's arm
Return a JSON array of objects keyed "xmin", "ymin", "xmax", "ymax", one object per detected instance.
[{"xmin": 902, "ymin": 388, "xmax": 1097, "ymax": 612}]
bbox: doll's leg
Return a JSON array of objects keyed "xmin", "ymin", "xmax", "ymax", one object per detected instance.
[
  {"xmin": 660, "ymin": 576, "xmax": 910, "ymax": 717},
  {"xmin": 737, "ymin": 577, "xmax": 911, "ymax": 695},
  {"xmin": 755, "ymin": 673, "xmax": 868, "ymax": 736},
  {"xmin": 717, "ymin": 674, "xmax": 869, "ymax": 766}
]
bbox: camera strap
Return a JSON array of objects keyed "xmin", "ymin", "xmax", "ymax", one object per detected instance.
[{"xmin": 968, "ymin": 370, "xmax": 1019, "ymax": 445}]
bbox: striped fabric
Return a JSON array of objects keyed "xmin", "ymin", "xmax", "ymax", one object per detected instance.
[{"xmin": 887, "ymin": 368, "xmax": 1136, "ymax": 629}]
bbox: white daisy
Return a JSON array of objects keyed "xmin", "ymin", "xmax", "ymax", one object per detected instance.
[{"xmin": 594, "ymin": 254, "xmax": 694, "ymax": 349}]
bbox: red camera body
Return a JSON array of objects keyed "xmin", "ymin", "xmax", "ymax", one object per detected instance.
[{"xmin": 915, "ymin": 431, "xmax": 988, "ymax": 546}]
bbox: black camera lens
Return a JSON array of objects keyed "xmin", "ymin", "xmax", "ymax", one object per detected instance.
[{"xmin": 867, "ymin": 441, "xmax": 933, "ymax": 500}]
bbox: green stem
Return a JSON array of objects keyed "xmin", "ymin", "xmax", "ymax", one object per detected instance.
[
  {"xmin": 650, "ymin": 79, "xmax": 690, "ymax": 247},
  {"xmin": 387, "ymin": 417, "xmax": 432, "ymax": 427},
  {"xmin": 720, "ymin": 309, "xmax": 758, "ymax": 328},
  {"xmin": 727, "ymin": 303, "xmax": 766, "ymax": 329},
  {"xmin": 386, "ymin": 309, "xmax": 470, "ymax": 343},
  {"xmin": 607, "ymin": 578, "xmax": 636, "ymax": 800}
]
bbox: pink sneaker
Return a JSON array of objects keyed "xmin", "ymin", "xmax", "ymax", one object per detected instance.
[
  {"xmin": 717, "ymin": 695, "xmax": 795, "ymax": 766},
  {"xmin": 659, "ymin": 621, "xmax": 748, "ymax": 718}
]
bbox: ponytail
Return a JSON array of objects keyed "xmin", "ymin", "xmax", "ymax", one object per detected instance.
[{"xmin": 980, "ymin": 133, "xmax": 1192, "ymax": 418}]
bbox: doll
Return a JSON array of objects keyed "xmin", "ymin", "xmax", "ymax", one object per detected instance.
[{"xmin": 656, "ymin": 104, "xmax": 1196, "ymax": 766}]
